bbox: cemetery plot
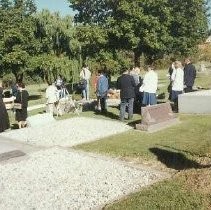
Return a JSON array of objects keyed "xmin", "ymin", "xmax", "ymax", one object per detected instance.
[
  {"xmin": 0, "ymin": 148, "xmax": 165, "ymax": 210},
  {"xmin": 0, "ymin": 117, "xmax": 131, "ymax": 147}
]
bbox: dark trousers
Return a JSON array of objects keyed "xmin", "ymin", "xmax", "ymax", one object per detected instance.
[
  {"xmin": 120, "ymin": 98, "xmax": 134, "ymax": 121},
  {"xmin": 100, "ymin": 96, "xmax": 107, "ymax": 113},
  {"xmin": 171, "ymin": 90, "xmax": 183, "ymax": 112},
  {"xmin": 184, "ymin": 86, "xmax": 192, "ymax": 93}
]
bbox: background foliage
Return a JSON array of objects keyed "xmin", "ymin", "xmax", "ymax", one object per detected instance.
[{"xmin": 0, "ymin": 0, "xmax": 210, "ymax": 85}]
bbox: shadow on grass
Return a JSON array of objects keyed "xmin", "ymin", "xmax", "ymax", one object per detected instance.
[
  {"xmin": 157, "ymin": 145, "xmax": 211, "ymax": 159},
  {"xmin": 149, "ymin": 147, "xmax": 211, "ymax": 170},
  {"xmin": 94, "ymin": 110, "xmax": 119, "ymax": 120},
  {"xmin": 127, "ymin": 120, "xmax": 141, "ymax": 128},
  {"xmin": 11, "ymin": 123, "xmax": 19, "ymax": 130},
  {"xmin": 28, "ymin": 94, "xmax": 42, "ymax": 101}
]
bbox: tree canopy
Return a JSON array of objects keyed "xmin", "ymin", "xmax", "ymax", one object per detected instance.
[
  {"xmin": 0, "ymin": 0, "xmax": 210, "ymax": 84},
  {"xmin": 69, "ymin": 0, "xmax": 209, "ymax": 64}
]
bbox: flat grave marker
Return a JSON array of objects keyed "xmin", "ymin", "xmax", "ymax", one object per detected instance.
[{"xmin": 0, "ymin": 141, "xmax": 25, "ymax": 162}]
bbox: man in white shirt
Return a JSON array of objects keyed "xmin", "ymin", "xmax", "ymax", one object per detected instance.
[
  {"xmin": 46, "ymin": 82, "xmax": 58, "ymax": 116},
  {"xmin": 171, "ymin": 61, "xmax": 184, "ymax": 111},
  {"xmin": 80, "ymin": 64, "xmax": 91, "ymax": 100}
]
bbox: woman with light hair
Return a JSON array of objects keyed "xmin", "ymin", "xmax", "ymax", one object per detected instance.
[
  {"xmin": 130, "ymin": 66, "xmax": 140, "ymax": 86},
  {"xmin": 140, "ymin": 65, "xmax": 158, "ymax": 106},
  {"xmin": 171, "ymin": 60, "xmax": 184, "ymax": 111}
]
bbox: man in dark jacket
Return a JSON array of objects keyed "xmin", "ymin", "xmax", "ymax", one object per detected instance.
[
  {"xmin": 117, "ymin": 68, "xmax": 136, "ymax": 121},
  {"xmin": 184, "ymin": 58, "xmax": 196, "ymax": 93}
]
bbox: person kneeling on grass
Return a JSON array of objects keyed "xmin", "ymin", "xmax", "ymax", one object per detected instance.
[{"xmin": 96, "ymin": 69, "xmax": 109, "ymax": 114}]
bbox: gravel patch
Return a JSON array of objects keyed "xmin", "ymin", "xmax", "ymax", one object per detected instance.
[
  {"xmin": 0, "ymin": 117, "xmax": 131, "ymax": 147},
  {"xmin": 0, "ymin": 148, "xmax": 163, "ymax": 210}
]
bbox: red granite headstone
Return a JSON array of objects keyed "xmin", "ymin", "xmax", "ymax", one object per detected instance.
[{"xmin": 136, "ymin": 102, "xmax": 179, "ymax": 132}]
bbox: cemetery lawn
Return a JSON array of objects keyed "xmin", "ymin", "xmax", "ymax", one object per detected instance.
[
  {"xmin": 104, "ymin": 169, "xmax": 211, "ymax": 210},
  {"xmin": 8, "ymin": 69, "xmax": 211, "ymax": 208},
  {"xmin": 75, "ymin": 114, "xmax": 211, "ymax": 160},
  {"xmin": 75, "ymin": 114, "xmax": 211, "ymax": 209}
]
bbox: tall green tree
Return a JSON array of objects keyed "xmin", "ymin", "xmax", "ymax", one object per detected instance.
[
  {"xmin": 0, "ymin": 0, "xmax": 37, "ymax": 81},
  {"xmin": 69, "ymin": 0, "xmax": 209, "ymax": 64},
  {"xmin": 34, "ymin": 10, "xmax": 74, "ymax": 56},
  {"xmin": 169, "ymin": 0, "xmax": 209, "ymax": 55}
]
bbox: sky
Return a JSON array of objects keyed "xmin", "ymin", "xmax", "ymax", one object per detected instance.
[
  {"xmin": 35, "ymin": 0, "xmax": 75, "ymax": 16},
  {"xmin": 35, "ymin": 0, "xmax": 210, "ymax": 27}
]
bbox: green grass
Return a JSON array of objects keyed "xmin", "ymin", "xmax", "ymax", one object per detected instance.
[
  {"xmin": 105, "ymin": 170, "xmax": 211, "ymax": 210},
  {"xmin": 8, "ymin": 70, "xmax": 211, "ymax": 209},
  {"xmin": 27, "ymin": 83, "xmax": 47, "ymax": 106},
  {"xmin": 195, "ymin": 73, "xmax": 211, "ymax": 89},
  {"xmin": 75, "ymin": 115, "xmax": 211, "ymax": 160}
]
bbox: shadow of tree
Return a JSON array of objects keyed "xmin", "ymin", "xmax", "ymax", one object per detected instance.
[
  {"xmin": 157, "ymin": 145, "xmax": 211, "ymax": 159},
  {"xmin": 28, "ymin": 95, "xmax": 42, "ymax": 101},
  {"xmin": 94, "ymin": 110, "xmax": 119, "ymax": 120},
  {"xmin": 149, "ymin": 147, "xmax": 211, "ymax": 170}
]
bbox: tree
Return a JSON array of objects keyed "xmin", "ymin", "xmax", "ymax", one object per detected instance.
[
  {"xmin": 169, "ymin": 0, "xmax": 209, "ymax": 55},
  {"xmin": 0, "ymin": 0, "xmax": 12, "ymax": 9},
  {"xmin": 0, "ymin": 0, "xmax": 37, "ymax": 81},
  {"xmin": 68, "ymin": 0, "xmax": 209, "ymax": 64},
  {"xmin": 34, "ymin": 10, "xmax": 74, "ymax": 56}
]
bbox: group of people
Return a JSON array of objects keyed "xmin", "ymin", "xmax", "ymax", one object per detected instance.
[
  {"xmin": 91, "ymin": 65, "xmax": 157, "ymax": 121},
  {"xmin": 115, "ymin": 57, "xmax": 196, "ymax": 121},
  {"xmin": 0, "ymin": 57, "xmax": 197, "ymax": 132},
  {"xmin": 78, "ymin": 60, "xmax": 193, "ymax": 121},
  {"xmin": 168, "ymin": 57, "xmax": 196, "ymax": 110},
  {"xmin": 117, "ymin": 65, "xmax": 158, "ymax": 121},
  {"xmin": 0, "ymin": 81, "xmax": 29, "ymax": 132}
]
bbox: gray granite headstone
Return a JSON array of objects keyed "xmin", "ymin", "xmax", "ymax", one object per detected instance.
[
  {"xmin": 178, "ymin": 90, "xmax": 211, "ymax": 114},
  {"xmin": 136, "ymin": 102, "xmax": 179, "ymax": 132}
]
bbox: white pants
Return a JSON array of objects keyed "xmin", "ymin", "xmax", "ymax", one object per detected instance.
[{"xmin": 47, "ymin": 103, "xmax": 56, "ymax": 116}]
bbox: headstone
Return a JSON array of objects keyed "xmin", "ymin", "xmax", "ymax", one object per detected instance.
[
  {"xmin": 27, "ymin": 113, "xmax": 56, "ymax": 128},
  {"xmin": 178, "ymin": 90, "xmax": 211, "ymax": 114},
  {"xmin": 0, "ymin": 141, "xmax": 25, "ymax": 162},
  {"xmin": 136, "ymin": 102, "xmax": 179, "ymax": 132}
]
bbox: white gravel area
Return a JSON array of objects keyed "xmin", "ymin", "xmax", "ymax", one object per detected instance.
[
  {"xmin": 0, "ymin": 117, "xmax": 131, "ymax": 147},
  {"xmin": 0, "ymin": 148, "xmax": 163, "ymax": 210}
]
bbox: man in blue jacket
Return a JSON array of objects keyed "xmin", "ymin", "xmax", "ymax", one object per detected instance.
[
  {"xmin": 184, "ymin": 58, "xmax": 196, "ymax": 93},
  {"xmin": 96, "ymin": 70, "xmax": 109, "ymax": 113}
]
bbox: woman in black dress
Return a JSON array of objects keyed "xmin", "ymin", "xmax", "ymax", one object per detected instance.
[
  {"xmin": 0, "ymin": 81, "xmax": 10, "ymax": 132},
  {"xmin": 15, "ymin": 83, "xmax": 29, "ymax": 129}
]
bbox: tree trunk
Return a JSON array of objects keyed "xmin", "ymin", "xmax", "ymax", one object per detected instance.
[
  {"xmin": 134, "ymin": 50, "xmax": 141, "ymax": 67},
  {"xmin": 12, "ymin": 69, "xmax": 23, "ymax": 83}
]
